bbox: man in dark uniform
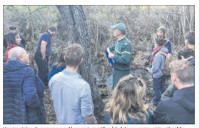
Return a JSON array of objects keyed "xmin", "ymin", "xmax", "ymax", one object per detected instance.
[
  {"xmin": 107, "ymin": 23, "xmax": 132, "ymax": 88},
  {"xmin": 34, "ymin": 26, "xmax": 56, "ymax": 86}
]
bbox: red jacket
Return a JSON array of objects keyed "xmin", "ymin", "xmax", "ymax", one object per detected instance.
[{"xmin": 4, "ymin": 44, "xmax": 18, "ymax": 59}]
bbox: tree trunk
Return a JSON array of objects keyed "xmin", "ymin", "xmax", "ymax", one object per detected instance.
[{"xmin": 56, "ymin": 5, "xmax": 104, "ymax": 122}]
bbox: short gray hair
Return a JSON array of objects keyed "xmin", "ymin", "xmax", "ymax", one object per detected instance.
[
  {"xmin": 8, "ymin": 47, "xmax": 25, "ymax": 60},
  {"xmin": 170, "ymin": 60, "xmax": 194, "ymax": 84}
]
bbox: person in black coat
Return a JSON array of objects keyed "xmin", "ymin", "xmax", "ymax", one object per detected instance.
[
  {"xmin": 153, "ymin": 60, "xmax": 195, "ymax": 124},
  {"xmin": 3, "ymin": 47, "xmax": 46, "ymax": 124}
]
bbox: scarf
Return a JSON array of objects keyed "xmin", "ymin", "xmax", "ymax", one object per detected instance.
[{"xmin": 149, "ymin": 46, "xmax": 163, "ymax": 64}]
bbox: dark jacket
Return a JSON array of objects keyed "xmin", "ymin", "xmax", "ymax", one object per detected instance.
[
  {"xmin": 3, "ymin": 60, "xmax": 46, "ymax": 124},
  {"xmin": 108, "ymin": 37, "xmax": 132, "ymax": 70},
  {"xmin": 48, "ymin": 64, "xmax": 66, "ymax": 82},
  {"xmin": 153, "ymin": 86, "xmax": 195, "ymax": 124}
]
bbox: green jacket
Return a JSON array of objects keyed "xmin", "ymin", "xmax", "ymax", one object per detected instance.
[{"xmin": 108, "ymin": 37, "xmax": 132, "ymax": 70}]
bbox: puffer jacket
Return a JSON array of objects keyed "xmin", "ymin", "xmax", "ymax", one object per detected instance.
[{"xmin": 3, "ymin": 60, "xmax": 46, "ymax": 124}]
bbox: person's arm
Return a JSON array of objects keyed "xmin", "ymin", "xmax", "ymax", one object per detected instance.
[
  {"xmin": 161, "ymin": 84, "xmax": 177, "ymax": 100},
  {"xmin": 81, "ymin": 83, "xmax": 97, "ymax": 124},
  {"xmin": 166, "ymin": 41, "xmax": 172, "ymax": 53},
  {"xmin": 112, "ymin": 43, "xmax": 131, "ymax": 64},
  {"xmin": 150, "ymin": 43, "xmax": 155, "ymax": 52},
  {"xmin": 41, "ymin": 40, "xmax": 47, "ymax": 59},
  {"xmin": 23, "ymin": 67, "xmax": 41, "ymax": 108}
]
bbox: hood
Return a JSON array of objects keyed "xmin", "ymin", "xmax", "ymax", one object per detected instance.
[
  {"xmin": 159, "ymin": 47, "xmax": 168, "ymax": 53},
  {"xmin": 173, "ymin": 86, "xmax": 195, "ymax": 112},
  {"xmin": 3, "ymin": 60, "xmax": 28, "ymax": 73}
]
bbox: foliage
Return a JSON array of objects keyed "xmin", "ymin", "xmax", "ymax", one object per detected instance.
[
  {"xmin": 4, "ymin": 5, "xmax": 194, "ymax": 67},
  {"xmin": 3, "ymin": 5, "xmax": 195, "ymax": 123}
]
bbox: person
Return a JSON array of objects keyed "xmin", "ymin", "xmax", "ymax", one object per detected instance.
[
  {"xmin": 34, "ymin": 26, "xmax": 56, "ymax": 86},
  {"xmin": 48, "ymin": 52, "xmax": 66, "ymax": 82},
  {"xmin": 104, "ymin": 74, "xmax": 152, "ymax": 124},
  {"xmin": 177, "ymin": 47, "xmax": 195, "ymax": 66},
  {"xmin": 148, "ymin": 26, "xmax": 172, "ymax": 60},
  {"xmin": 153, "ymin": 60, "xmax": 195, "ymax": 124},
  {"xmin": 49, "ymin": 43, "xmax": 96, "ymax": 124},
  {"xmin": 107, "ymin": 23, "xmax": 132, "ymax": 88},
  {"xmin": 185, "ymin": 31, "xmax": 194, "ymax": 51},
  {"xmin": 146, "ymin": 38, "xmax": 168, "ymax": 106},
  {"xmin": 3, "ymin": 25, "xmax": 26, "ymax": 49},
  {"xmin": 4, "ymin": 32, "xmax": 21, "ymax": 60},
  {"xmin": 161, "ymin": 37, "xmax": 195, "ymax": 100},
  {"xmin": 3, "ymin": 47, "xmax": 46, "ymax": 124}
]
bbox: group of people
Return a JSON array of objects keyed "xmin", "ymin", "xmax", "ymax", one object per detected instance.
[
  {"xmin": 3, "ymin": 23, "xmax": 195, "ymax": 124},
  {"xmin": 105, "ymin": 23, "xmax": 195, "ymax": 124}
]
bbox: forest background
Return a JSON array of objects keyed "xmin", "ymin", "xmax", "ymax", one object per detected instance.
[{"xmin": 3, "ymin": 5, "xmax": 195, "ymax": 123}]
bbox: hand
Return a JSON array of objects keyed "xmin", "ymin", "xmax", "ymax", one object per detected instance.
[
  {"xmin": 146, "ymin": 67, "xmax": 150, "ymax": 72},
  {"xmin": 108, "ymin": 52, "xmax": 114, "ymax": 58},
  {"xmin": 42, "ymin": 56, "xmax": 46, "ymax": 60}
]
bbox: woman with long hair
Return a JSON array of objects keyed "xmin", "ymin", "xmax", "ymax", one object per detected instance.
[
  {"xmin": 148, "ymin": 26, "xmax": 172, "ymax": 64},
  {"xmin": 104, "ymin": 74, "xmax": 152, "ymax": 124},
  {"xmin": 4, "ymin": 32, "xmax": 21, "ymax": 61}
]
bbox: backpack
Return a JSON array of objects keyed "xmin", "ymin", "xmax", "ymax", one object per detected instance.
[{"xmin": 158, "ymin": 52, "xmax": 173, "ymax": 76}]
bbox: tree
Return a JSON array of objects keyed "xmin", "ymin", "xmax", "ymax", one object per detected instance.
[{"xmin": 56, "ymin": 5, "xmax": 104, "ymax": 122}]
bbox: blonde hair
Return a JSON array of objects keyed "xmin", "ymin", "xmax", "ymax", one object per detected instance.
[{"xmin": 104, "ymin": 74, "xmax": 148, "ymax": 124}]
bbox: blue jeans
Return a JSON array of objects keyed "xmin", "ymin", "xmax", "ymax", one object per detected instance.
[{"xmin": 153, "ymin": 75, "xmax": 165, "ymax": 106}]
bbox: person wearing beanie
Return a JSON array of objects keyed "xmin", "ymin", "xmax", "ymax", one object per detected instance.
[{"xmin": 107, "ymin": 23, "xmax": 132, "ymax": 88}]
